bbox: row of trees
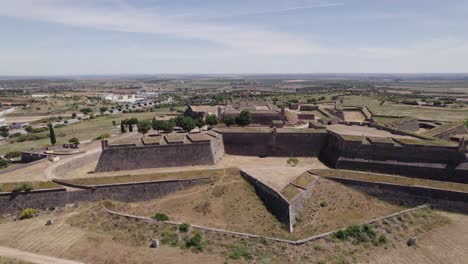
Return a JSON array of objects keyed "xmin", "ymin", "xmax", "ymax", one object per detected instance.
[
  {"xmin": 222, "ymin": 110, "xmax": 252, "ymax": 127},
  {"xmin": 119, "ymin": 114, "xmax": 221, "ymax": 136}
]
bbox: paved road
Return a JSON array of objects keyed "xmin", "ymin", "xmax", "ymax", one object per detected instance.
[{"xmin": 0, "ymin": 246, "xmax": 85, "ymax": 264}]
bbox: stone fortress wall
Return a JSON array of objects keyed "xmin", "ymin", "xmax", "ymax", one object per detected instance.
[
  {"xmin": 217, "ymin": 128, "xmax": 328, "ymax": 157},
  {"xmin": 94, "ymin": 125, "xmax": 467, "ymax": 183},
  {"xmin": 0, "ymin": 178, "xmax": 211, "ymax": 214},
  {"xmin": 319, "ymin": 132, "xmax": 467, "ymax": 183},
  {"xmin": 95, "ymin": 131, "xmax": 225, "ymax": 172},
  {"xmin": 325, "ymin": 176, "xmax": 468, "ymax": 213}
]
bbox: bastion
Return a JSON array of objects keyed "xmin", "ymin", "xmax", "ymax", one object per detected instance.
[{"xmin": 94, "ymin": 131, "xmax": 225, "ymax": 172}]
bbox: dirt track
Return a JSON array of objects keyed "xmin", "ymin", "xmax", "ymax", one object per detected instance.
[{"xmin": 0, "ymin": 246, "xmax": 84, "ymax": 264}]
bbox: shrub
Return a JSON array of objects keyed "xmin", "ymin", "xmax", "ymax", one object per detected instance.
[
  {"xmin": 0, "ymin": 158, "xmax": 10, "ymax": 168},
  {"xmin": 185, "ymin": 233, "xmax": 204, "ymax": 252},
  {"xmin": 94, "ymin": 133, "xmax": 110, "ymax": 140},
  {"xmin": 153, "ymin": 213, "xmax": 169, "ymax": 221},
  {"xmin": 373, "ymin": 234, "xmax": 387, "ymax": 246},
  {"xmin": 228, "ymin": 244, "xmax": 252, "ymax": 260},
  {"xmin": 12, "ymin": 183, "xmax": 33, "ymax": 192},
  {"xmin": 160, "ymin": 231, "xmax": 178, "ymax": 247},
  {"xmin": 320, "ymin": 201, "xmax": 328, "ymax": 207},
  {"xmin": 4, "ymin": 152, "xmax": 20, "ymax": 159},
  {"xmin": 179, "ymin": 223, "xmax": 190, "ymax": 233},
  {"xmin": 332, "ymin": 224, "xmax": 384, "ymax": 246},
  {"xmin": 68, "ymin": 137, "xmax": 80, "ymax": 145},
  {"xmin": 19, "ymin": 208, "xmax": 37, "ymax": 220},
  {"xmin": 287, "ymin": 157, "xmax": 299, "ymax": 167}
]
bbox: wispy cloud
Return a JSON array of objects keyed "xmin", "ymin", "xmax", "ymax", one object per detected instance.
[{"xmin": 0, "ymin": 0, "xmax": 330, "ymax": 55}]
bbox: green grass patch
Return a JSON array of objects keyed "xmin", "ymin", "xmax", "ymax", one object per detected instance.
[{"xmin": 0, "ymin": 181, "xmax": 61, "ymax": 192}]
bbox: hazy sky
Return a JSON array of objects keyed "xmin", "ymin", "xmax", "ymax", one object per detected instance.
[{"xmin": 1, "ymin": 0, "xmax": 468, "ymax": 75}]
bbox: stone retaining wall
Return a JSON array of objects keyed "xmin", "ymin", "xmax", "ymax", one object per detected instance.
[
  {"xmin": 240, "ymin": 170, "xmax": 292, "ymax": 232},
  {"xmin": 325, "ymin": 177, "xmax": 468, "ymax": 213},
  {"xmin": 0, "ymin": 178, "xmax": 211, "ymax": 214},
  {"xmin": 95, "ymin": 141, "xmax": 221, "ymax": 172},
  {"xmin": 220, "ymin": 129, "xmax": 328, "ymax": 157}
]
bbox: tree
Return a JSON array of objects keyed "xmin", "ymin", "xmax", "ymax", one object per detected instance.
[
  {"xmin": 48, "ymin": 123, "xmax": 56, "ymax": 145},
  {"xmin": 25, "ymin": 126, "xmax": 33, "ymax": 133},
  {"xmin": 464, "ymin": 119, "xmax": 468, "ymax": 128},
  {"xmin": 235, "ymin": 110, "xmax": 252, "ymax": 126},
  {"xmin": 137, "ymin": 120, "xmax": 152, "ymax": 135},
  {"xmin": 179, "ymin": 116, "xmax": 196, "ymax": 132},
  {"xmin": 71, "ymin": 112, "xmax": 77, "ymax": 118},
  {"xmin": 205, "ymin": 114, "xmax": 218, "ymax": 126},
  {"xmin": 173, "ymin": 115, "xmax": 185, "ymax": 127},
  {"xmin": 223, "ymin": 115, "xmax": 235, "ymax": 127},
  {"xmin": 128, "ymin": 123, "xmax": 134, "ymax": 132},
  {"xmin": 99, "ymin": 106, "xmax": 109, "ymax": 114},
  {"xmin": 80, "ymin": 108, "xmax": 93, "ymax": 115},
  {"xmin": 120, "ymin": 122, "xmax": 126, "ymax": 133},
  {"xmin": 129, "ymin": 118, "xmax": 139, "ymax": 125},
  {"xmin": 152, "ymin": 120, "xmax": 174, "ymax": 133},
  {"xmin": 195, "ymin": 117, "xmax": 206, "ymax": 128}
]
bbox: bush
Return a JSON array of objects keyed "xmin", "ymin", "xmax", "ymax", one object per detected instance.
[
  {"xmin": 160, "ymin": 231, "xmax": 178, "ymax": 247},
  {"xmin": 12, "ymin": 183, "xmax": 33, "ymax": 192},
  {"xmin": 373, "ymin": 234, "xmax": 387, "ymax": 246},
  {"xmin": 320, "ymin": 201, "xmax": 328, "ymax": 207},
  {"xmin": 94, "ymin": 133, "xmax": 110, "ymax": 140},
  {"xmin": 19, "ymin": 208, "xmax": 37, "ymax": 220},
  {"xmin": 185, "ymin": 233, "xmax": 204, "ymax": 252},
  {"xmin": 0, "ymin": 158, "xmax": 10, "ymax": 168},
  {"xmin": 68, "ymin": 137, "xmax": 80, "ymax": 145},
  {"xmin": 153, "ymin": 213, "xmax": 169, "ymax": 221},
  {"xmin": 228, "ymin": 244, "xmax": 252, "ymax": 260},
  {"xmin": 287, "ymin": 157, "xmax": 299, "ymax": 167},
  {"xmin": 332, "ymin": 224, "xmax": 380, "ymax": 245},
  {"xmin": 179, "ymin": 223, "xmax": 190, "ymax": 233}
]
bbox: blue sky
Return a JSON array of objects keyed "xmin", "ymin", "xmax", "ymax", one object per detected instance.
[{"xmin": 0, "ymin": 0, "xmax": 468, "ymax": 75}]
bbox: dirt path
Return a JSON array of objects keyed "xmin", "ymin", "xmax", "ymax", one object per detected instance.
[{"xmin": 0, "ymin": 246, "xmax": 84, "ymax": 264}]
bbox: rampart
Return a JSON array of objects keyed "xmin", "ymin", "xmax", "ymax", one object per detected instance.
[
  {"xmin": 0, "ymin": 178, "xmax": 210, "ymax": 214},
  {"xmin": 95, "ymin": 132, "xmax": 224, "ymax": 172},
  {"xmin": 240, "ymin": 170, "xmax": 293, "ymax": 232},
  {"xmin": 216, "ymin": 128, "xmax": 328, "ymax": 157},
  {"xmin": 319, "ymin": 132, "xmax": 467, "ymax": 183},
  {"xmin": 325, "ymin": 176, "xmax": 468, "ymax": 213}
]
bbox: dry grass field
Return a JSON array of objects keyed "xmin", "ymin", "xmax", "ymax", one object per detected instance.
[
  {"xmin": 0, "ymin": 183, "xmax": 464, "ymax": 263},
  {"xmin": 343, "ymin": 110, "xmax": 366, "ymax": 122},
  {"xmin": 113, "ymin": 169, "xmax": 402, "ymax": 240}
]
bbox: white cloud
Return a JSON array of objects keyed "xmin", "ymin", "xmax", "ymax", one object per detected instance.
[{"xmin": 0, "ymin": 0, "xmax": 328, "ymax": 55}]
